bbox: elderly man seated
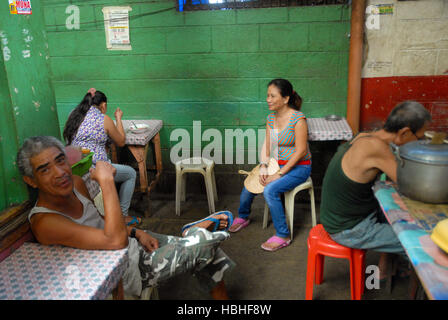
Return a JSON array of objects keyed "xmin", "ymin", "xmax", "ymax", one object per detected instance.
[
  {"xmin": 17, "ymin": 136, "xmax": 235, "ymax": 299},
  {"xmin": 320, "ymin": 101, "xmax": 431, "ymax": 280}
]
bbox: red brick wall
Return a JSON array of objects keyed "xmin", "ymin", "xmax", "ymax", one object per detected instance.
[{"xmin": 360, "ymin": 75, "xmax": 448, "ymax": 132}]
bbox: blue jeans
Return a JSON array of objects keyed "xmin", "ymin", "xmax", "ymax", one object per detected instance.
[
  {"xmin": 111, "ymin": 163, "xmax": 136, "ymax": 215},
  {"xmin": 238, "ymin": 164, "xmax": 311, "ymax": 238},
  {"xmin": 330, "ymin": 211, "xmax": 406, "ymax": 256}
]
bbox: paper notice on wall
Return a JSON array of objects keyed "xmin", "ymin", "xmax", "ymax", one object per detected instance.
[
  {"xmin": 102, "ymin": 6, "xmax": 132, "ymax": 50},
  {"xmin": 9, "ymin": 0, "xmax": 32, "ymax": 15}
]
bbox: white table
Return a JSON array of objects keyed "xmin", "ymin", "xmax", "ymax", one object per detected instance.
[
  {"xmin": 112, "ymin": 120, "xmax": 163, "ymax": 216},
  {"xmin": 307, "ymin": 117, "xmax": 353, "ymax": 141},
  {"xmin": 0, "ymin": 242, "xmax": 128, "ymax": 300}
]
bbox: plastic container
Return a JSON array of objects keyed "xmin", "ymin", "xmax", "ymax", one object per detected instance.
[{"xmin": 71, "ymin": 152, "xmax": 93, "ymax": 176}]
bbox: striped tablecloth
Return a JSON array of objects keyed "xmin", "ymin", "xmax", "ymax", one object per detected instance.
[
  {"xmin": 307, "ymin": 117, "xmax": 353, "ymax": 141},
  {"xmin": 122, "ymin": 120, "xmax": 163, "ymax": 146},
  {"xmin": 0, "ymin": 242, "xmax": 128, "ymax": 300}
]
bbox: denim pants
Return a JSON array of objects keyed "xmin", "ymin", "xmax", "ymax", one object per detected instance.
[
  {"xmin": 111, "ymin": 163, "xmax": 136, "ymax": 215},
  {"xmin": 238, "ymin": 164, "xmax": 311, "ymax": 238},
  {"xmin": 330, "ymin": 211, "xmax": 406, "ymax": 256}
]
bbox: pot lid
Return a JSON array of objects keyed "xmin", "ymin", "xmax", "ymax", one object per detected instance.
[{"xmin": 399, "ymin": 140, "xmax": 448, "ymax": 165}]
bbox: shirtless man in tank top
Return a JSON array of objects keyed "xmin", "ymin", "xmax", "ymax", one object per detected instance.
[{"xmin": 320, "ymin": 101, "xmax": 431, "ymax": 282}]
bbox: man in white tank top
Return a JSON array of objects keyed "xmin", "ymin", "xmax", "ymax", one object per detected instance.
[{"xmin": 17, "ymin": 136, "xmax": 234, "ymax": 299}]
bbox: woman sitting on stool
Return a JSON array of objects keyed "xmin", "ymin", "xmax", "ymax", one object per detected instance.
[{"xmin": 229, "ymin": 78, "xmax": 312, "ymax": 252}]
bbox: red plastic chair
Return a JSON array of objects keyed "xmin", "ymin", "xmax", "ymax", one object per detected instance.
[{"xmin": 306, "ymin": 224, "xmax": 366, "ymax": 300}]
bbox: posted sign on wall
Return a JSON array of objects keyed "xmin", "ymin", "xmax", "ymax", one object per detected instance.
[
  {"xmin": 9, "ymin": 0, "xmax": 32, "ymax": 15},
  {"xmin": 102, "ymin": 6, "xmax": 132, "ymax": 51}
]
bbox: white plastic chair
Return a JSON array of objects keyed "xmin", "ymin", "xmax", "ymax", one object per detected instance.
[
  {"xmin": 262, "ymin": 176, "xmax": 317, "ymax": 240},
  {"xmin": 175, "ymin": 157, "xmax": 218, "ymax": 216}
]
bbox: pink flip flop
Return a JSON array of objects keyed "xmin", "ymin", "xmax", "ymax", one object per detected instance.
[
  {"xmin": 229, "ymin": 217, "xmax": 250, "ymax": 233},
  {"xmin": 261, "ymin": 236, "xmax": 291, "ymax": 252}
]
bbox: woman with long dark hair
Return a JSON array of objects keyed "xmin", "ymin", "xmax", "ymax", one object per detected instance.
[
  {"xmin": 63, "ymin": 88, "xmax": 140, "ymax": 226},
  {"xmin": 229, "ymin": 78, "xmax": 312, "ymax": 251}
]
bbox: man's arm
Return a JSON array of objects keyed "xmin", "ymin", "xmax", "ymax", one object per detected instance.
[
  {"xmin": 369, "ymin": 141, "xmax": 398, "ymax": 183},
  {"xmin": 31, "ymin": 214, "xmax": 127, "ymax": 250},
  {"xmin": 354, "ymin": 137, "xmax": 398, "ymax": 183}
]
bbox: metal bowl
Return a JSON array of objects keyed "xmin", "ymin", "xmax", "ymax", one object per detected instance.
[{"xmin": 325, "ymin": 114, "xmax": 342, "ymax": 121}]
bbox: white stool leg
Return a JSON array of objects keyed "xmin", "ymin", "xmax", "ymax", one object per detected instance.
[
  {"xmin": 181, "ymin": 173, "xmax": 187, "ymax": 202},
  {"xmin": 284, "ymin": 191, "xmax": 295, "ymax": 240},
  {"xmin": 204, "ymin": 169, "xmax": 215, "ymax": 214},
  {"xmin": 263, "ymin": 202, "xmax": 269, "ymax": 229},
  {"xmin": 175, "ymin": 166, "xmax": 182, "ymax": 216},
  {"xmin": 309, "ymin": 186, "xmax": 317, "ymax": 227},
  {"xmin": 211, "ymin": 168, "xmax": 218, "ymax": 201}
]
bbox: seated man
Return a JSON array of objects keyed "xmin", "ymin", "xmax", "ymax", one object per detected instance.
[
  {"xmin": 17, "ymin": 136, "xmax": 234, "ymax": 299},
  {"xmin": 320, "ymin": 101, "xmax": 431, "ymax": 277}
]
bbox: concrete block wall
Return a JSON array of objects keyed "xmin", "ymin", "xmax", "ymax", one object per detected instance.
[
  {"xmin": 361, "ymin": 0, "xmax": 448, "ymax": 131},
  {"xmin": 41, "ymin": 0, "xmax": 351, "ymax": 194}
]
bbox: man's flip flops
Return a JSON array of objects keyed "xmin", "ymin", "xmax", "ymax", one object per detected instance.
[
  {"xmin": 181, "ymin": 211, "xmax": 234, "ymax": 234},
  {"xmin": 261, "ymin": 235, "xmax": 291, "ymax": 252}
]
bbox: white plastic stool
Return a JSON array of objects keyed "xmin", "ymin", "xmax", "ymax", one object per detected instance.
[
  {"xmin": 262, "ymin": 176, "xmax": 316, "ymax": 240},
  {"xmin": 175, "ymin": 157, "xmax": 218, "ymax": 216}
]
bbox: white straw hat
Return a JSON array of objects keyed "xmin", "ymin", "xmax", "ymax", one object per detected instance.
[{"xmin": 238, "ymin": 158, "xmax": 280, "ymax": 194}]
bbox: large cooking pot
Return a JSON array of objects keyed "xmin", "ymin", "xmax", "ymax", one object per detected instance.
[{"xmin": 393, "ymin": 140, "xmax": 448, "ymax": 204}]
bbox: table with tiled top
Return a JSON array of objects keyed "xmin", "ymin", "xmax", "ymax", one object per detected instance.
[
  {"xmin": 0, "ymin": 242, "xmax": 128, "ymax": 300},
  {"xmin": 112, "ymin": 120, "xmax": 163, "ymax": 215},
  {"xmin": 307, "ymin": 117, "xmax": 353, "ymax": 141}
]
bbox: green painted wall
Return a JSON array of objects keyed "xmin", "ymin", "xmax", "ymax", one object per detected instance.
[
  {"xmin": 0, "ymin": 0, "xmax": 60, "ymax": 210},
  {"xmin": 44, "ymin": 0, "xmax": 350, "ymax": 170}
]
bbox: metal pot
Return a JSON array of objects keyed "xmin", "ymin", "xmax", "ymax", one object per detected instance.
[{"xmin": 393, "ymin": 140, "xmax": 448, "ymax": 204}]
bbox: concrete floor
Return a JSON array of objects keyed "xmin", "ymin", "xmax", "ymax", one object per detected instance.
[{"xmin": 128, "ymin": 192, "xmax": 412, "ymax": 300}]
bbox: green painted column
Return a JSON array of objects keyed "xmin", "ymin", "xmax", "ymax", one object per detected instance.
[
  {"xmin": 0, "ymin": 53, "xmax": 24, "ymax": 209},
  {"xmin": 0, "ymin": 1, "xmax": 60, "ymax": 210}
]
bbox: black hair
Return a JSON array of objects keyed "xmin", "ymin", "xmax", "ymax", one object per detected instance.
[
  {"xmin": 268, "ymin": 78, "xmax": 302, "ymax": 111},
  {"xmin": 63, "ymin": 90, "xmax": 107, "ymax": 144},
  {"xmin": 383, "ymin": 100, "xmax": 431, "ymax": 134}
]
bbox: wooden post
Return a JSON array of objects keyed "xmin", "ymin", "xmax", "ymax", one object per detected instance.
[{"xmin": 346, "ymin": 0, "xmax": 366, "ymax": 135}]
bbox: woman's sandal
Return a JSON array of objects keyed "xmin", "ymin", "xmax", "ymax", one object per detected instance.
[
  {"xmin": 261, "ymin": 235, "xmax": 291, "ymax": 252},
  {"xmin": 229, "ymin": 217, "xmax": 250, "ymax": 233}
]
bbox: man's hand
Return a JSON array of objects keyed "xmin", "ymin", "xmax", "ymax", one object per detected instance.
[
  {"xmin": 89, "ymin": 161, "xmax": 116, "ymax": 184},
  {"xmin": 137, "ymin": 230, "xmax": 159, "ymax": 253}
]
